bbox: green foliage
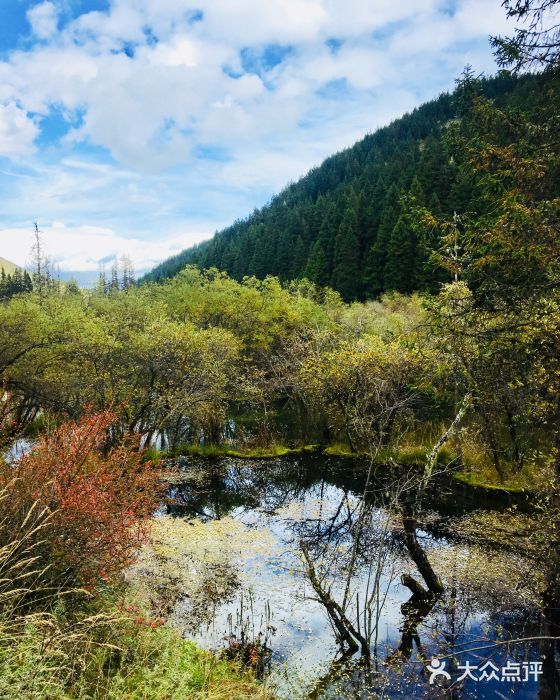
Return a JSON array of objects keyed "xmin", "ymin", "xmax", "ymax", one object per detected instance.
[
  {"xmin": 304, "ymin": 241, "xmax": 329, "ymax": 287},
  {"xmin": 421, "ymin": 66, "xmax": 560, "ymax": 484},
  {"xmin": 331, "ymin": 207, "xmax": 362, "ymax": 300},
  {"xmin": 166, "ymin": 443, "xmax": 316, "ymax": 459},
  {"xmin": 299, "ymin": 333, "xmax": 425, "ymax": 452},
  {"xmin": 491, "ymin": 0, "xmax": 560, "ymax": 71},
  {"xmin": 0, "ymin": 267, "xmax": 33, "ymax": 300}
]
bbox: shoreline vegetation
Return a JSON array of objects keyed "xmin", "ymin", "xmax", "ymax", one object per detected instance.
[
  {"xmin": 13, "ymin": 425, "xmax": 544, "ymax": 497},
  {"xmin": 0, "ymin": 413, "xmax": 271, "ymax": 700},
  {"xmin": 154, "ymin": 441, "xmax": 543, "ymax": 496}
]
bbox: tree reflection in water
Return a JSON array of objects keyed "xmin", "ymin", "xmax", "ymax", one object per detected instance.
[{"xmin": 160, "ymin": 454, "xmax": 557, "ymax": 699}]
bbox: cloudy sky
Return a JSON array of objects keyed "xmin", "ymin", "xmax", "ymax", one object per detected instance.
[{"xmin": 0, "ymin": 0, "xmax": 514, "ymax": 276}]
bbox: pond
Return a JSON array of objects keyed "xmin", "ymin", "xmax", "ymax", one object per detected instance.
[{"xmin": 131, "ymin": 453, "xmax": 557, "ymax": 699}]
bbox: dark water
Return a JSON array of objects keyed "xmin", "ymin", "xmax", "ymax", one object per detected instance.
[{"xmin": 155, "ymin": 453, "xmax": 557, "ymax": 699}]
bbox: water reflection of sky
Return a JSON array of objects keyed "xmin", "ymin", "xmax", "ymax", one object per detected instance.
[
  {"xmin": 3, "ymin": 437, "xmax": 32, "ymax": 463},
  {"xmin": 167, "ymin": 461, "xmax": 544, "ymax": 699}
]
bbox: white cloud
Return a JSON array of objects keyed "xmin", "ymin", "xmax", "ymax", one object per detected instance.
[
  {"xmin": 27, "ymin": 1, "xmax": 59, "ymax": 40},
  {"xmin": 0, "ymin": 0, "xmax": 518, "ymax": 272},
  {"xmin": 0, "ymin": 102, "xmax": 38, "ymax": 156},
  {"xmin": 1, "ymin": 223, "xmax": 209, "ymax": 273},
  {"xmin": 0, "ymin": 0, "xmax": 515, "ymax": 171}
]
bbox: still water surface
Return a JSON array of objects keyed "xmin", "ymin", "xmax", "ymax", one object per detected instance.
[{"xmin": 147, "ymin": 454, "xmax": 551, "ymax": 699}]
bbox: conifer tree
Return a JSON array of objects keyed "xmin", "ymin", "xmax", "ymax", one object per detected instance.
[
  {"xmin": 110, "ymin": 260, "xmax": 120, "ymax": 292},
  {"xmin": 304, "ymin": 241, "xmax": 330, "ymax": 287},
  {"xmin": 97, "ymin": 265, "xmax": 108, "ymax": 296},
  {"xmin": 384, "ymin": 214, "xmax": 417, "ymax": 293},
  {"xmin": 331, "ymin": 208, "xmax": 361, "ymax": 300},
  {"xmin": 120, "ymin": 255, "xmax": 135, "ymax": 290},
  {"xmin": 31, "ymin": 222, "xmax": 50, "ymax": 300},
  {"xmin": 364, "ymin": 186, "xmax": 401, "ymax": 298},
  {"xmin": 291, "ymin": 236, "xmax": 308, "ymax": 279}
]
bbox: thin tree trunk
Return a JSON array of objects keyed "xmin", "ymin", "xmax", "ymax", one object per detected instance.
[{"xmin": 402, "ymin": 505, "xmax": 443, "ymax": 595}]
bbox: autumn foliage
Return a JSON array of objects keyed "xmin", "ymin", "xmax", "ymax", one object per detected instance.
[{"xmin": 0, "ymin": 408, "xmax": 161, "ymax": 588}]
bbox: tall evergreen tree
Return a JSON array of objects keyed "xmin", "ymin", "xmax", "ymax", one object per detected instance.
[
  {"xmin": 364, "ymin": 186, "xmax": 402, "ymax": 298},
  {"xmin": 384, "ymin": 213, "xmax": 417, "ymax": 293},
  {"xmin": 304, "ymin": 241, "xmax": 330, "ymax": 287},
  {"xmin": 331, "ymin": 208, "xmax": 361, "ymax": 301}
]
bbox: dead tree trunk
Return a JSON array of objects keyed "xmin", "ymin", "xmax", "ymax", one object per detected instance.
[
  {"xmin": 301, "ymin": 541, "xmax": 368, "ymax": 656},
  {"xmin": 402, "ymin": 506, "xmax": 444, "ymax": 595}
]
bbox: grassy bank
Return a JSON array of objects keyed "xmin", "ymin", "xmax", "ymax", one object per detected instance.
[
  {"xmin": 451, "ymin": 471, "xmax": 537, "ymax": 494},
  {"xmin": 0, "ymin": 604, "xmax": 271, "ymax": 700},
  {"xmin": 155, "ymin": 443, "xmax": 319, "ymax": 460},
  {"xmin": 154, "ymin": 441, "xmax": 452, "ymax": 463},
  {"xmin": 157, "ymin": 439, "xmax": 550, "ymax": 496}
]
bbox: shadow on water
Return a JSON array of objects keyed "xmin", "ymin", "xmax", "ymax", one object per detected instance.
[{"xmin": 156, "ymin": 453, "xmax": 559, "ymax": 699}]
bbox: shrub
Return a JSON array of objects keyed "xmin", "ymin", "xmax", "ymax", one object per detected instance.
[{"xmin": 0, "ymin": 409, "xmax": 162, "ymax": 590}]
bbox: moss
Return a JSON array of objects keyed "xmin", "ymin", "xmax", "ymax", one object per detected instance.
[
  {"xmin": 165, "ymin": 443, "xmax": 319, "ymax": 460},
  {"xmin": 452, "ymin": 471, "xmax": 531, "ymax": 494},
  {"xmin": 323, "ymin": 443, "xmax": 360, "ymax": 458},
  {"xmin": 323, "ymin": 443, "xmax": 456, "ymax": 467}
]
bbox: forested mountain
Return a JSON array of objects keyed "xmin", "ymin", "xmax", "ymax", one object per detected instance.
[{"xmin": 142, "ymin": 72, "xmax": 549, "ymax": 300}]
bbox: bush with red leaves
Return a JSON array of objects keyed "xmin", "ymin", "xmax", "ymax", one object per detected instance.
[{"xmin": 0, "ymin": 408, "xmax": 162, "ymax": 589}]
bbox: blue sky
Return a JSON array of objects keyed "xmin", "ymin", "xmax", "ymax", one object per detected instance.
[{"xmin": 0, "ymin": 0, "xmax": 514, "ymax": 274}]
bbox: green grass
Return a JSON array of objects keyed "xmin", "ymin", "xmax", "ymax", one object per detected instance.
[
  {"xmin": 323, "ymin": 443, "xmax": 455, "ymax": 466},
  {"xmin": 0, "ymin": 617, "xmax": 271, "ymax": 700},
  {"xmin": 452, "ymin": 471, "xmax": 534, "ymax": 494},
  {"xmin": 165, "ymin": 441, "xmax": 459, "ymax": 468},
  {"xmin": 323, "ymin": 443, "xmax": 359, "ymax": 458},
  {"xmin": 164, "ymin": 443, "xmax": 319, "ymax": 459}
]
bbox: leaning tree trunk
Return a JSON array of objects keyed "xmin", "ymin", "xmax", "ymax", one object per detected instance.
[{"xmin": 402, "ymin": 504, "xmax": 444, "ymax": 595}]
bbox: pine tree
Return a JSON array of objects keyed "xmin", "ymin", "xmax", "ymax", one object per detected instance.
[
  {"xmin": 23, "ymin": 271, "xmax": 32, "ymax": 293},
  {"xmin": 97, "ymin": 265, "xmax": 107, "ymax": 296},
  {"xmin": 384, "ymin": 213, "xmax": 417, "ymax": 293},
  {"xmin": 110, "ymin": 260, "xmax": 119, "ymax": 292},
  {"xmin": 363, "ymin": 186, "xmax": 401, "ymax": 298},
  {"xmin": 331, "ymin": 208, "xmax": 361, "ymax": 300},
  {"xmin": 31, "ymin": 222, "xmax": 49, "ymax": 300},
  {"xmin": 120, "ymin": 255, "xmax": 135, "ymax": 290},
  {"xmin": 290, "ymin": 236, "xmax": 308, "ymax": 279},
  {"xmin": 304, "ymin": 241, "xmax": 329, "ymax": 287}
]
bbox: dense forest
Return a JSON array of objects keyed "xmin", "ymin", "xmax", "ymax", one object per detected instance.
[{"xmin": 142, "ymin": 70, "xmax": 558, "ymax": 301}]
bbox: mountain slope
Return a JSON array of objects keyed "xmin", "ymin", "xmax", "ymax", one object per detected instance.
[
  {"xmin": 142, "ymin": 72, "xmax": 544, "ymax": 300},
  {"xmin": 0, "ymin": 257, "xmax": 19, "ymax": 275}
]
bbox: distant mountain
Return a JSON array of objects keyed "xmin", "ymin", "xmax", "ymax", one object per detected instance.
[
  {"xmin": 0, "ymin": 257, "xmax": 19, "ymax": 275},
  {"xmin": 58, "ymin": 270, "xmax": 103, "ymax": 288},
  {"xmin": 142, "ymin": 72, "xmax": 550, "ymax": 300}
]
